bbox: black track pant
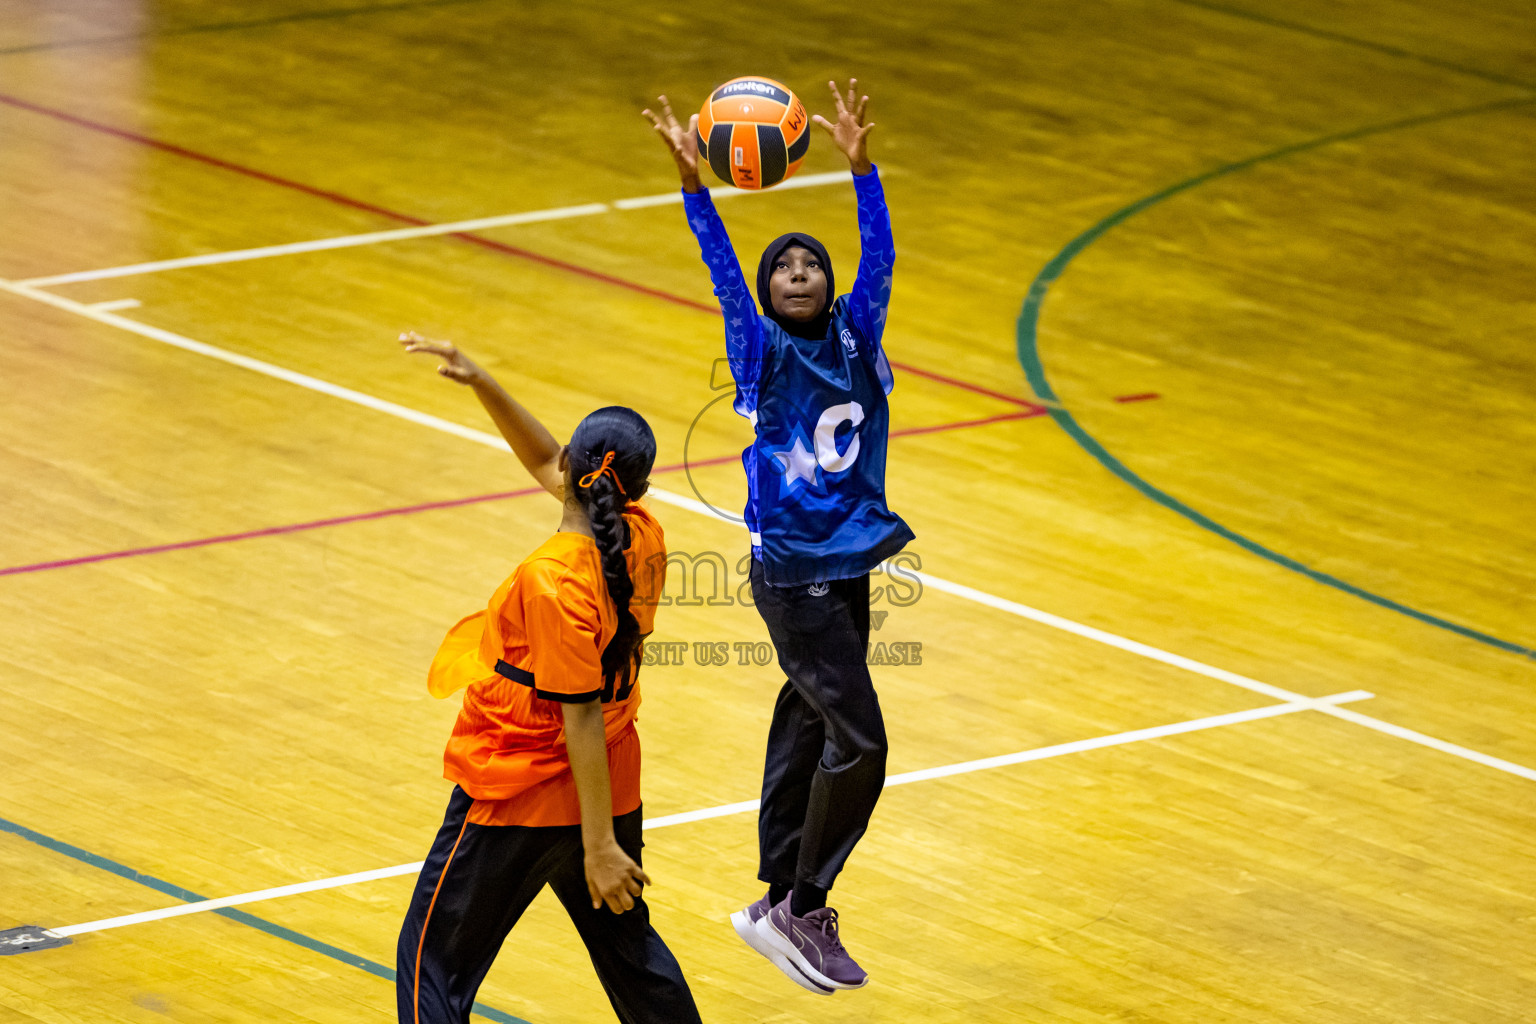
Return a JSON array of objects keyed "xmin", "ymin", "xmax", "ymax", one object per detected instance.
[
  {"xmin": 396, "ymin": 787, "xmax": 701, "ymax": 1024},
  {"xmin": 750, "ymin": 559, "xmax": 889, "ymax": 892}
]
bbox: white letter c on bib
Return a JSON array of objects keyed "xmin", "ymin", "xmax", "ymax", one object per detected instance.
[{"xmin": 814, "ymin": 402, "xmax": 865, "ymax": 473}]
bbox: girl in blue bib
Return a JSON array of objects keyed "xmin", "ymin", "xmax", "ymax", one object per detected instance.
[{"xmin": 645, "ymin": 78, "xmax": 913, "ymax": 995}]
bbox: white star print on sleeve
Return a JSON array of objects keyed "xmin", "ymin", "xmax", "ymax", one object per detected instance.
[
  {"xmin": 847, "ymin": 166, "xmax": 897, "ymax": 395},
  {"xmin": 682, "ymin": 186, "xmax": 766, "ymax": 420}
]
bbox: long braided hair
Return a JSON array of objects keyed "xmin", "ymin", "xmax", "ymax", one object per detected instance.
[{"xmin": 568, "ymin": 407, "xmax": 656, "ymax": 689}]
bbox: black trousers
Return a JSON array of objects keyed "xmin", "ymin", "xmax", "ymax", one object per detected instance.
[
  {"xmin": 396, "ymin": 787, "xmax": 701, "ymax": 1024},
  {"xmin": 750, "ymin": 559, "xmax": 889, "ymax": 892}
]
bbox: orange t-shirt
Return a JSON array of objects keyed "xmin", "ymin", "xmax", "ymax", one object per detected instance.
[{"xmin": 426, "ymin": 502, "xmax": 666, "ymax": 827}]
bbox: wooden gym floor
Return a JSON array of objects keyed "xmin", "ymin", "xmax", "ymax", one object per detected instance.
[{"xmin": 1, "ymin": 1, "xmax": 1533, "ymax": 1021}]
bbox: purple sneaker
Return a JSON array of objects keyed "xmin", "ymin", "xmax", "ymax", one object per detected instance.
[
  {"xmin": 730, "ymin": 892, "xmax": 834, "ymax": 994},
  {"xmin": 755, "ymin": 899, "xmax": 869, "ymax": 991}
]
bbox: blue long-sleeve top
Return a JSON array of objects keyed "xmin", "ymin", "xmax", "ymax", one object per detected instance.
[{"xmin": 682, "ymin": 167, "xmax": 913, "ymax": 585}]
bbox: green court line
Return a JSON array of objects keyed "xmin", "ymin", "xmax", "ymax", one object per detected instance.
[
  {"xmin": 0, "ymin": 813, "xmax": 531, "ymax": 1024},
  {"xmin": 1015, "ymin": 95, "xmax": 1536, "ymax": 660}
]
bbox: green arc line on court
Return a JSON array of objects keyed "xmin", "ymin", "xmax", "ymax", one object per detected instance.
[
  {"xmin": 0, "ymin": 814, "xmax": 531, "ymax": 1024},
  {"xmin": 1016, "ymin": 94, "xmax": 1536, "ymax": 660}
]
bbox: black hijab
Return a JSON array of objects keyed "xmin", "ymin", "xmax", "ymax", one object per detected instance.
[{"xmin": 756, "ymin": 232, "xmax": 835, "ymax": 339}]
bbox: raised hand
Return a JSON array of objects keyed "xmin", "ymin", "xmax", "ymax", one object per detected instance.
[
  {"xmin": 641, "ymin": 95, "xmax": 701, "ymax": 192},
  {"xmin": 400, "ymin": 331, "xmax": 484, "ymax": 386},
  {"xmin": 812, "ymin": 78, "xmax": 874, "ymax": 175},
  {"xmin": 400, "ymin": 331, "xmax": 565, "ymax": 497}
]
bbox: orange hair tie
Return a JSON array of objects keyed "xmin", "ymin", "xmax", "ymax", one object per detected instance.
[{"xmin": 577, "ymin": 450, "xmax": 627, "ymax": 496}]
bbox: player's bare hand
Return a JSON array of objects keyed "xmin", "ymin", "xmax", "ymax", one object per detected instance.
[
  {"xmin": 641, "ymin": 96, "xmax": 701, "ymax": 191},
  {"xmin": 400, "ymin": 331, "xmax": 483, "ymax": 385},
  {"xmin": 812, "ymin": 78, "xmax": 874, "ymax": 175},
  {"xmin": 584, "ymin": 840, "xmax": 651, "ymax": 914}
]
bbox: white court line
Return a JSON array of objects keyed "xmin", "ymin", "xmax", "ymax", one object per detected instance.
[
  {"xmin": 641, "ymin": 688, "xmax": 1378, "ymax": 828},
  {"xmin": 15, "ymin": 170, "xmax": 853, "ymax": 288},
  {"xmin": 910, "ymin": 571, "xmax": 1536, "ymax": 782},
  {"xmin": 18, "ymin": 203, "xmax": 608, "ymax": 287},
  {"xmin": 88, "ymin": 298, "xmax": 140, "ymax": 311},
  {"xmin": 0, "ymin": 277, "xmax": 509, "ymax": 449},
  {"xmin": 47, "ymin": 863, "xmax": 426, "ymax": 938},
  {"xmin": 4, "ymin": 269, "xmax": 1533, "ymax": 794},
  {"xmin": 46, "ymin": 690, "xmax": 1372, "ymax": 938},
  {"xmin": 1320, "ymin": 702, "xmax": 1536, "ymax": 780}
]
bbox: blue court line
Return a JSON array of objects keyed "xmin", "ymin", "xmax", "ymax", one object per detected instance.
[
  {"xmin": 1015, "ymin": 95, "xmax": 1536, "ymax": 660},
  {"xmin": 0, "ymin": 814, "xmax": 531, "ymax": 1024}
]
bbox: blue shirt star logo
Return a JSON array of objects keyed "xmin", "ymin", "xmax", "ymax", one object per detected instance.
[{"xmin": 763, "ymin": 426, "xmax": 826, "ymax": 499}]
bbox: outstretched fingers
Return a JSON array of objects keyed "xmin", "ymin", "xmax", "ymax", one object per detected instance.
[
  {"xmin": 827, "ymin": 78, "xmax": 847, "ymax": 117},
  {"xmin": 641, "ymin": 107, "xmax": 673, "ymax": 147},
  {"xmin": 643, "ymin": 95, "xmax": 695, "ymax": 157},
  {"xmin": 401, "ymin": 331, "xmax": 478, "ymax": 384},
  {"xmin": 399, "ymin": 330, "xmax": 452, "ymax": 357},
  {"xmin": 824, "ymin": 79, "xmax": 870, "ymax": 128},
  {"xmin": 813, "ymin": 77, "xmax": 875, "ymax": 161}
]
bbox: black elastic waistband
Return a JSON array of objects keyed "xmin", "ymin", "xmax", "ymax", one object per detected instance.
[
  {"xmin": 495, "ymin": 659, "xmax": 600, "ymax": 704},
  {"xmin": 495, "ymin": 659, "xmax": 535, "ymax": 686}
]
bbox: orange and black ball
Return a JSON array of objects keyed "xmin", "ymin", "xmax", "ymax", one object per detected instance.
[{"xmin": 696, "ymin": 77, "xmax": 810, "ymax": 190}]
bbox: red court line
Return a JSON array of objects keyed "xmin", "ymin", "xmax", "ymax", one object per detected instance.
[
  {"xmin": 647, "ymin": 409, "xmax": 1044, "ymax": 477},
  {"xmin": 0, "ymin": 411, "xmax": 1041, "ymax": 578},
  {"xmin": 885, "ymin": 408, "xmax": 1044, "ymax": 436},
  {"xmin": 887, "ymin": 364, "xmax": 1044, "ymax": 410},
  {"xmin": 1, "ymin": 92, "xmax": 1040, "ymax": 403},
  {"xmin": 0, "ymin": 94, "xmax": 412, "ymax": 221},
  {"xmin": 1114, "ymin": 392, "xmax": 1161, "ymax": 403},
  {"xmin": 653, "ymin": 452, "xmax": 739, "ymax": 475},
  {"xmin": 0, "ymin": 486, "xmax": 545, "ymax": 578},
  {"xmin": 0, "ymin": 92, "xmax": 715, "ymax": 314}
]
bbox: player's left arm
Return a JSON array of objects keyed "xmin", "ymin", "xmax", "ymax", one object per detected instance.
[
  {"xmin": 400, "ymin": 332, "xmax": 565, "ymax": 498},
  {"xmin": 816, "ymin": 78, "xmax": 895, "ymax": 392}
]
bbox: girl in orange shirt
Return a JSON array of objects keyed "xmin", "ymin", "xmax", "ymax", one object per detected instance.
[{"xmin": 395, "ymin": 333, "xmax": 700, "ymax": 1024}]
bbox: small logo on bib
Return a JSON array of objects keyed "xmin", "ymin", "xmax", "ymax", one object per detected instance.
[
  {"xmin": 807, "ymin": 582, "xmax": 831, "ymax": 597},
  {"xmin": 840, "ymin": 329, "xmax": 857, "ymax": 355}
]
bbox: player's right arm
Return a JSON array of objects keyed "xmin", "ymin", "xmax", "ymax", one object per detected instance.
[
  {"xmin": 564, "ymin": 698, "xmax": 651, "ymax": 913},
  {"xmin": 525, "ymin": 576, "xmax": 650, "ymax": 915},
  {"xmin": 644, "ymin": 97, "xmax": 766, "ymax": 410},
  {"xmin": 400, "ymin": 332, "xmax": 565, "ymax": 498}
]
